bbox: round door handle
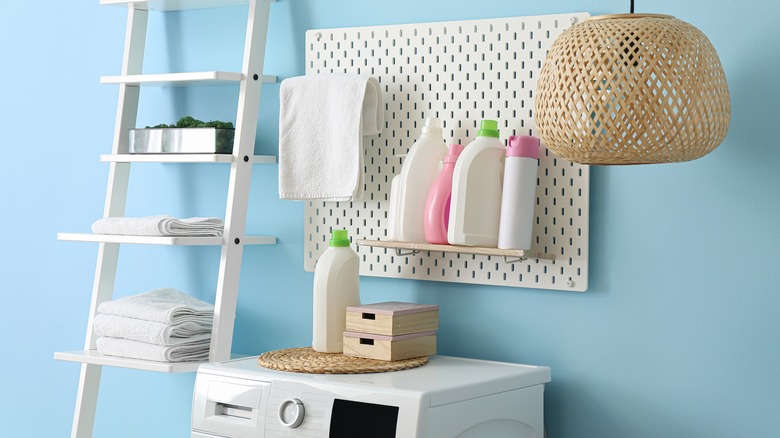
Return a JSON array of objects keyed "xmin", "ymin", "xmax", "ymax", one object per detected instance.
[{"xmin": 278, "ymin": 398, "xmax": 305, "ymax": 428}]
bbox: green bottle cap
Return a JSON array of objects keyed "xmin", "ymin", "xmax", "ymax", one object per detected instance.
[
  {"xmin": 329, "ymin": 229, "xmax": 350, "ymax": 247},
  {"xmin": 477, "ymin": 119, "xmax": 500, "ymax": 138}
]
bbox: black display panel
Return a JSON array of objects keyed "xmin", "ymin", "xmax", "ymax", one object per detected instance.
[{"xmin": 329, "ymin": 398, "xmax": 399, "ymax": 438}]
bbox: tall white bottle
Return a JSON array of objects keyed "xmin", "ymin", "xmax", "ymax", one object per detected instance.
[
  {"xmin": 498, "ymin": 135, "xmax": 540, "ymax": 250},
  {"xmin": 312, "ymin": 229, "xmax": 361, "ymax": 353},
  {"xmin": 448, "ymin": 120, "xmax": 506, "ymax": 247},
  {"xmin": 394, "ymin": 117, "xmax": 447, "ymax": 243},
  {"xmin": 386, "ymin": 173, "xmax": 402, "ymax": 241}
]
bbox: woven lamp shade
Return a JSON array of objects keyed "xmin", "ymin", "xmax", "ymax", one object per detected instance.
[{"xmin": 535, "ymin": 14, "xmax": 730, "ymax": 165}]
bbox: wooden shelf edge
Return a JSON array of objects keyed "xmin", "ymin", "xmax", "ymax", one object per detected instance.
[
  {"xmin": 54, "ymin": 350, "xmax": 204, "ymax": 373},
  {"xmin": 356, "ymin": 239, "xmax": 555, "ymax": 261}
]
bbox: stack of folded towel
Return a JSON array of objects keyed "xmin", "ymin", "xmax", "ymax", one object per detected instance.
[
  {"xmin": 94, "ymin": 288, "xmax": 214, "ymax": 362},
  {"xmin": 91, "ymin": 215, "xmax": 224, "ymax": 237}
]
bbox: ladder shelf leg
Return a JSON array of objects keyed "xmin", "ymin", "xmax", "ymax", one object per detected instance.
[
  {"xmin": 69, "ymin": 6, "xmax": 147, "ymax": 437},
  {"xmin": 210, "ymin": 0, "xmax": 272, "ymax": 362}
]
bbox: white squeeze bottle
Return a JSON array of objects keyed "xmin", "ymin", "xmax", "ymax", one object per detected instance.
[
  {"xmin": 386, "ymin": 174, "xmax": 401, "ymax": 240},
  {"xmin": 498, "ymin": 135, "xmax": 540, "ymax": 250},
  {"xmin": 394, "ymin": 117, "xmax": 447, "ymax": 243},
  {"xmin": 448, "ymin": 119, "xmax": 506, "ymax": 247},
  {"xmin": 312, "ymin": 229, "xmax": 361, "ymax": 353}
]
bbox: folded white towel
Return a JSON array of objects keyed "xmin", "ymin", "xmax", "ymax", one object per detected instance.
[
  {"xmin": 94, "ymin": 314, "xmax": 211, "ymax": 346},
  {"xmin": 96, "ymin": 337, "xmax": 210, "ymax": 362},
  {"xmin": 91, "ymin": 215, "xmax": 224, "ymax": 237},
  {"xmin": 97, "ymin": 288, "xmax": 214, "ymax": 325},
  {"xmin": 278, "ymin": 74, "xmax": 384, "ymax": 201}
]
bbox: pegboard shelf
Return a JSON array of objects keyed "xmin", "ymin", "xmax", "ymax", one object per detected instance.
[
  {"xmin": 305, "ymin": 12, "xmax": 591, "ymax": 292},
  {"xmin": 357, "ymin": 240, "xmax": 555, "ymax": 262}
]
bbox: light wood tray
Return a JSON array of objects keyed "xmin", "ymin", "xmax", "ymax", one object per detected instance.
[{"xmin": 257, "ymin": 347, "xmax": 428, "ymax": 374}]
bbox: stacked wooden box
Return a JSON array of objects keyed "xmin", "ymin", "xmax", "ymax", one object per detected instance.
[{"xmin": 343, "ymin": 302, "xmax": 439, "ymax": 361}]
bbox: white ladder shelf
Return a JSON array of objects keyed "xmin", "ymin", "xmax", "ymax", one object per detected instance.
[{"xmin": 54, "ymin": 0, "xmax": 275, "ymax": 436}]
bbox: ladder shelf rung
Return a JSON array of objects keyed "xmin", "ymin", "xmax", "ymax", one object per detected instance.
[
  {"xmin": 54, "ymin": 350, "xmax": 204, "ymax": 373},
  {"xmin": 100, "ymin": 71, "xmax": 276, "ymax": 87},
  {"xmin": 100, "ymin": 154, "xmax": 277, "ymax": 164},
  {"xmin": 101, "ymin": 0, "xmax": 258, "ymax": 12},
  {"xmin": 57, "ymin": 233, "xmax": 276, "ymax": 246}
]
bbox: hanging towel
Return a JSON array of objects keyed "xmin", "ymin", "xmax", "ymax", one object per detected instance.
[
  {"xmin": 278, "ymin": 74, "xmax": 384, "ymax": 201},
  {"xmin": 93, "ymin": 314, "xmax": 212, "ymax": 346},
  {"xmin": 96, "ymin": 337, "xmax": 211, "ymax": 362},
  {"xmin": 91, "ymin": 215, "xmax": 224, "ymax": 237},
  {"xmin": 97, "ymin": 288, "xmax": 214, "ymax": 326}
]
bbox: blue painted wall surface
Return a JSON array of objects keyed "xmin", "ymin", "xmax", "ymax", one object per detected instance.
[{"xmin": 1, "ymin": 1, "xmax": 778, "ymax": 437}]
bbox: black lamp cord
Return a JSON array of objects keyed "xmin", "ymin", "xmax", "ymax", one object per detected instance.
[{"xmin": 630, "ymin": 0, "xmax": 635, "ymax": 13}]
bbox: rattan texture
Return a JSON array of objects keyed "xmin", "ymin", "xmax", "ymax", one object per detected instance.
[
  {"xmin": 535, "ymin": 14, "xmax": 730, "ymax": 165},
  {"xmin": 257, "ymin": 347, "xmax": 429, "ymax": 374}
]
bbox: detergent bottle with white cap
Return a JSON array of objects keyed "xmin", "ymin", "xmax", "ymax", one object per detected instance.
[{"xmin": 389, "ymin": 117, "xmax": 447, "ymax": 243}]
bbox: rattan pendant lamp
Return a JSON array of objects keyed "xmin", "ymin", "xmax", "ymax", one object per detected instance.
[{"xmin": 535, "ymin": 1, "xmax": 730, "ymax": 164}]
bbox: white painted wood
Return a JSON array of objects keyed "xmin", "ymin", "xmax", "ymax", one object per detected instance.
[
  {"xmin": 55, "ymin": 350, "xmax": 204, "ymax": 373},
  {"xmin": 70, "ymin": 7, "xmax": 148, "ymax": 438},
  {"xmin": 210, "ymin": 0, "xmax": 271, "ymax": 362},
  {"xmin": 100, "ymin": 71, "xmax": 275, "ymax": 86},
  {"xmin": 64, "ymin": 0, "xmax": 274, "ymax": 435},
  {"xmin": 101, "ymin": 0, "xmax": 250, "ymax": 11},
  {"xmin": 57, "ymin": 233, "xmax": 276, "ymax": 246},
  {"xmin": 100, "ymin": 153, "xmax": 277, "ymax": 163},
  {"xmin": 304, "ymin": 13, "xmax": 591, "ymax": 292}
]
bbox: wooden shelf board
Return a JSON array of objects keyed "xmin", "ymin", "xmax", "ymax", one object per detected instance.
[
  {"xmin": 57, "ymin": 233, "xmax": 276, "ymax": 246},
  {"xmin": 100, "ymin": 154, "xmax": 276, "ymax": 164},
  {"xmin": 54, "ymin": 350, "xmax": 204, "ymax": 373},
  {"xmin": 100, "ymin": 71, "xmax": 276, "ymax": 87},
  {"xmin": 356, "ymin": 240, "xmax": 555, "ymax": 261}
]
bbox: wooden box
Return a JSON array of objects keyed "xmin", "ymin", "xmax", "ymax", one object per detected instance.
[
  {"xmin": 342, "ymin": 330, "xmax": 437, "ymax": 361},
  {"xmin": 346, "ymin": 302, "xmax": 439, "ymax": 336}
]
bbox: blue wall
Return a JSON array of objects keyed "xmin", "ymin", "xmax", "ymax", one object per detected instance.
[{"xmin": 1, "ymin": 0, "xmax": 778, "ymax": 437}]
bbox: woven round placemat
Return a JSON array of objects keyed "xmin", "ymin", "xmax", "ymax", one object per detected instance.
[{"xmin": 257, "ymin": 347, "xmax": 428, "ymax": 374}]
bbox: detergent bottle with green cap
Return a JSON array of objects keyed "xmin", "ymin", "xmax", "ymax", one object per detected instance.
[
  {"xmin": 448, "ymin": 120, "xmax": 506, "ymax": 247},
  {"xmin": 312, "ymin": 229, "xmax": 361, "ymax": 353}
]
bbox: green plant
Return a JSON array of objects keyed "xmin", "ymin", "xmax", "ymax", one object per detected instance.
[{"xmin": 145, "ymin": 116, "xmax": 234, "ymax": 129}]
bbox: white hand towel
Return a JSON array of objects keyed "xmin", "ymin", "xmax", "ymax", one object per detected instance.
[
  {"xmin": 97, "ymin": 288, "xmax": 214, "ymax": 325},
  {"xmin": 96, "ymin": 337, "xmax": 210, "ymax": 362},
  {"xmin": 278, "ymin": 74, "xmax": 384, "ymax": 201},
  {"xmin": 91, "ymin": 215, "xmax": 224, "ymax": 236},
  {"xmin": 94, "ymin": 314, "xmax": 211, "ymax": 346}
]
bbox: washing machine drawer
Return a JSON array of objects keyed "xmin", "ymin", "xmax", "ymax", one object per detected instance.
[{"xmin": 192, "ymin": 373, "xmax": 271, "ymax": 438}]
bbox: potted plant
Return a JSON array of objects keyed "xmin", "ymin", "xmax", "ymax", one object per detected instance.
[{"xmin": 129, "ymin": 116, "xmax": 235, "ymax": 154}]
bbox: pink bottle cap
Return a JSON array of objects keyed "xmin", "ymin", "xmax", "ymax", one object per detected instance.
[
  {"xmin": 507, "ymin": 135, "xmax": 539, "ymax": 159},
  {"xmin": 444, "ymin": 144, "xmax": 465, "ymax": 163}
]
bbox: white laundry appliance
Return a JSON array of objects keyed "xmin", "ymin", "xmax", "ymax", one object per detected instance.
[{"xmin": 191, "ymin": 355, "xmax": 551, "ymax": 438}]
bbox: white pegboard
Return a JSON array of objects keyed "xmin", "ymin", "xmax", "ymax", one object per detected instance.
[{"xmin": 303, "ymin": 12, "xmax": 590, "ymax": 292}]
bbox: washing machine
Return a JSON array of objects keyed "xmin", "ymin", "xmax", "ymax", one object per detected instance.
[{"xmin": 192, "ymin": 355, "xmax": 551, "ymax": 438}]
